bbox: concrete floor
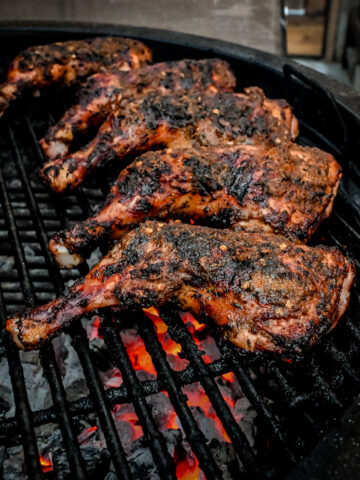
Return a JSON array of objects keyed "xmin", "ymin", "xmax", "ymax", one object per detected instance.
[{"xmin": 0, "ymin": 0, "xmax": 283, "ymax": 55}]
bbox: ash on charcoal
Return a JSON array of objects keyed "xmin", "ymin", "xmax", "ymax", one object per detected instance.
[
  {"xmin": 136, "ymin": 370, "xmax": 156, "ymax": 382},
  {"xmin": 124, "ymin": 429, "xmax": 183, "ymax": 480},
  {"xmin": 2, "ymin": 445, "xmax": 25, "ymax": 480},
  {"xmin": 0, "ymin": 359, "xmax": 13, "ymax": 417},
  {"xmin": 100, "ymin": 366, "xmax": 123, "ymax": 389},
  {"xmin": 209, "ymin": 438, "xmax": 244, "ymax": 479},
  {"xmin": 98, "ymin": 404, "xmax": 141, "ymax": 455},
  {"xmin": 233, "ymin": 397, "xmax": 257, "ymax": 447},
  {"xmin": 146, "ymin": 392, "xmax": 174, "ymax": 430},
  {"xmin": 0, "ymin": 255, "xmax": 14, "ymax": 274},
  {"xmin": 62, "ymin": 340, "xmax": 89, "ymax": 401},
  {"xmin": 190, "ymin": 405, "xmax": 227, "ymax": 443},
  {"xmin": 53, "ymin": 445, "xmax": 110, "ymax": 480}
]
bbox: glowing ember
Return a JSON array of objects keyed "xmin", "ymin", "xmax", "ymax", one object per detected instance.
[
  {"xmin": 39, "ymin": 456, "xmax": 52, "ymax": 473},
  {"xmin": 85, "ymin": 425, "xmax": 97, "ymax": 434},
  {"xmin": 89, "ymin": 316, "xmax": 102, "ymax": 340},
  {"xmin": 176, "ymin": 454, "xmax": 200, "ymax": 480},
  {"xmin": 143, "ymin": 307, "xmax": 188, "ymax": 371},
  {"xmin": 113, "ymin": 405, "xmax": 143, "ymax": 441},
  {"xmin": 86, "ymin": 306, "xmax": 251, "ymax": 478},
  {"xmin": 121, "ymin": 328, "xmax": 157, "ymax": 375}
]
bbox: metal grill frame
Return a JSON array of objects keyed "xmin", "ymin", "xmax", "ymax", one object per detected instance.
[{"xmin": 0, "ymin": 21, "xmax": 359, "ymax": 480}]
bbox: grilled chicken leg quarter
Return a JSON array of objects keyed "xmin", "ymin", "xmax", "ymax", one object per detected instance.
[
  {"xmin": 7, "ymin": 222, "xmax": 355, "ymax": 353},
  {"xmin": 40, "ymin": 58, "xmax": 236, "ymax": 159},
  {"xmin": 39, "ymin": 88, "xmax": 298, "ymax": 192},
  {"xmin": 49, "ymin": 144, "xmax": 341, "ymax": 269},
  {"xmin": 0, "ymin": 36, "xmax": 152, "ymax": 117}
]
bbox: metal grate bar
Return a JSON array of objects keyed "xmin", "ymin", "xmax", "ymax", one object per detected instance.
[
  {"xmin": 39, "ymin": 344, "xmax": 87, "ymax": 478},
  {"xmin": 101, "ymin": 314, "xmax": 177, "ymax": 480},
  {"xmin": 0, "ymin": 167, "xmax": 44, "ymax": 479},
  {"xmin": 4, "ymin": 130, "xmax": 88, "ymax": 479},
  {"xmin": 160, "ymin": 310, "xmax": 260, "ymax": 474},
  {"xmin": 306, "ymin": 360, "xmax": 342, "ymax": 409},
  {"xmin": 266, "ymin": 361, "xmax": 319, "ymax": 431},
  {"xmin": 138, "ymin": 313, "xmax": 223, "ymax": 479},
  {"xmin": 206, "ymin": 320, "xmax": 295, "ymax": 462},
  {"xmin": 321, "ymin": 342, "xmax": 359, "ymax": 384},
  {"xmin": 0, "ymin": 355, "xmax": 232, "ymax": 438},
  {"xmin": 24, "ymin": 119, "xmax": 133, "ymax": 479},
  {"xmin": 71, "ymin": 328, "xmax": 133, "ymax": 480}
]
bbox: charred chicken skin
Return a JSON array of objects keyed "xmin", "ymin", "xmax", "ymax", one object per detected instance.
[
  {"xmin": 40, "ymin": 58, "xmax": 236, "ymax": 159},
  {"xmin": 39, "ymin": 87, "xmax": 298, "ymax": 192},
  {"xmin": 6, "ymin": 221, "xmax": 354, "ymax": 353},
  {"xmin": 0, "ymin": 36, "xmax": 152, "ymax": 117},
  {"xmin": 49, "ymin": 144, "xmax": 341, "ymax": 269}
]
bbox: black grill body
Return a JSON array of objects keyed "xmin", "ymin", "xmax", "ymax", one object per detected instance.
[{"xmin": 0, "ymin": 21, "xmax": 359, "ymax": 480}]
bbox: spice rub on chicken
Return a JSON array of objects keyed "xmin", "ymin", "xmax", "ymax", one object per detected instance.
[
  {"xmin": 40, "ymin": 58, "xmax": 236, "ymax": 159},
  {"xmin": 7, "ymin": 221, "xmax": 354, "ymax": 353},
  {"xmin": 39, "ymin": 87, "xmax": 299, "ymax": 192},
  {"xmin": 48, "ymin": 144, "xmax": 341, "ymax": 269},
  {"xmin": 0, "ymin": 36, "xmax": 152, "ymax": 117}
]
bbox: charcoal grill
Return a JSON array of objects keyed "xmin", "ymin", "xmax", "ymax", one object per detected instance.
[{"xmin": 0, "ymin": 21, "xmax": 359, "ymax": 480}]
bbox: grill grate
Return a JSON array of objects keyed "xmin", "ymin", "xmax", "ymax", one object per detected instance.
[{"xmin": 0, "ymin": 29, "xmax": 359, "ymax": 480}]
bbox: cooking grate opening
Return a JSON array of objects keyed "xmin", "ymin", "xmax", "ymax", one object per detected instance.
[{"xmin": 0, "ymin": 37, "xmax": 359, "ymax": 480}]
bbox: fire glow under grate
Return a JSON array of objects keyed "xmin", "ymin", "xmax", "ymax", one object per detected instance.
[{"xmin": 0, "ymin": 24, "xmax": 359, "ymax": 480}]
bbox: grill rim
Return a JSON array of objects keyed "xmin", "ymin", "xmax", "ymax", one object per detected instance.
[
  {"xmin": 0, "ymin": 20, "xmax": 359, "ymax": 480},
  {"xmin": 0, "ymin": 19, "xmax": 359, "ymax": 114}
]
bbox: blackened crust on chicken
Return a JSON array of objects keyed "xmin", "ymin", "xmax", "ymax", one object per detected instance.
[
  {"xmin": 39, "ymin": 87, "xmax": 298, "ymax": 192},
  {"xmin": 40, "ymin": 58, "xmax": 236, "ymax": 159},
  {"xmin": 48, "ymin": 143, "xmax": 341, "ymax": 268},
  {"xmin": 7, "ymin": 221, "xmax": 355, "ymax": 353},
  {"xmin": 0, "ymin": 36, "xmax": 153, "ymax": 117}
]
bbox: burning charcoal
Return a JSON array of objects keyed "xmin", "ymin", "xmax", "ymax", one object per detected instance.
[
  {"xmin": 127, "ymin": 431, "xmax": 184, "ymax": 479},
  {"xmin": 0, "ymin": 359, "xmax": 15, "ymax": 417},
  {"xmin": 77, "ymin": 425, "xmax": 98, "ymax": 445},
  {"xmin": 136, "ymin": 370, "xmax": 156, "ymax": 382},
  {"xmin": 100, "ymin": 366, "xmax": 123, "ymax": 389},
  {"xmin": 233, "ymin": 397, "xmax": 257, "ymax": 447},
  {"xmin": 209, "ymin": 438, "xmax": 243, "ymax": 479},
  {"xmin": 173, "ymin": 436, "xmax": 201, "ymax": 479},
  {"xmin": 62, "ymin": 343, "xmax": 89, "ymax": 401},
  {"xmin": 2, "ymin": 445, "xmax": 26, "ymax": 480},
  {"xmin": 216, "ymin": 373, "xmax": 244, "ymax": 400},
  {"xmin": 128, "ymin": 442, "xmax": 159, "ymax": 479},
  {"xmin": 188, "ymin": 405, "xmax": 226, "ymax": 443},
  {"xmin": 146, "ymin": 392, "xmax": 175, "ymax": 430},
  {"xmin": 197, "ymin": 336, "xmax": 221, "ymax": 363},
  {"xmin": 162, "ymin": 428, "xmax": 183, "ymax": 456},
  {"xmin": 99, "ymin": 404, "xmax": 141, "ymax": 454},
  {"xmin": 53, "ymin": 445, "xmax": 110, "ymax": 480}
]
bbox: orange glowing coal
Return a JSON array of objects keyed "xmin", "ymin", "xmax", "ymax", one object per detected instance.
[
  {"xmin": 88, "ymin": 307, "xmax": 239, "ymax": 479},
  {"xmin": 39, "ymin": 455, "xmax": 52, "ymax": 473},
  {"xmin": 85, "ymin": 425, "xmax": 97, "ymax": 434},
  {"xmin": 175, "ymin": 454, "xmax": 200, "ymax": 480}
]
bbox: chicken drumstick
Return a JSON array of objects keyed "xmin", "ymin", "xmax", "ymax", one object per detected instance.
[
  {"xmin": 49, "ymin": 144, "xmax": 341, "ymax": 269},
  {"xmin": 39, "ymin": 88, "xmax": 298, "ymax": 192},
  {"xmin": 40, "ymin": 58, "xmax": 236, "ymax": 159},
  {"xmin": 0, "ymin": 36, "xmax": 152, "ymax": 117},
  {"xmin": 7, "ymin": 221, "xmax": 354, "ymax": 353}
]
